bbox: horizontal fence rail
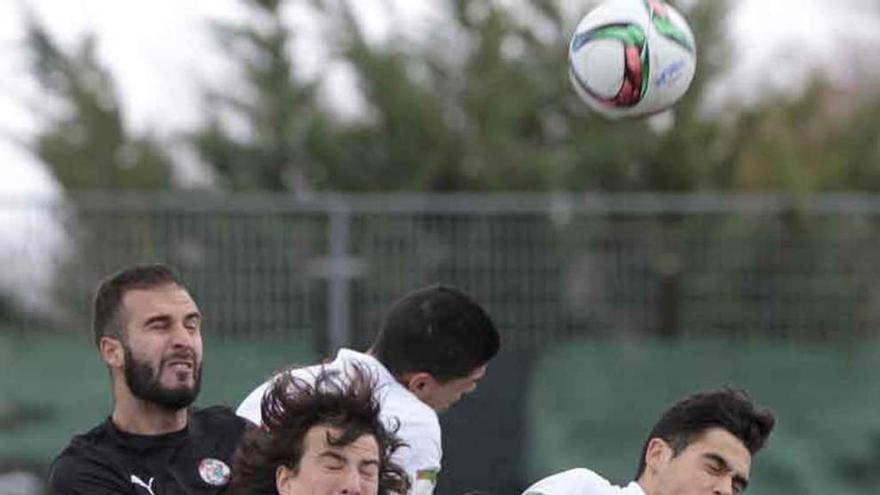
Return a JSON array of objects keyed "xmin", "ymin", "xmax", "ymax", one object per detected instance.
[{"xmin": 1, "ymin": 192, "xmax": 879, "ymax": 348}]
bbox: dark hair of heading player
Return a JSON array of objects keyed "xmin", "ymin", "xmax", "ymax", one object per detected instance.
[
  {"xmin": 635, "ymin": 387, "xmax": 775, "ymax": 478},
  {"xmin": 231, "ymin": 365, "xmax": 410, "ymax": 495},
  {"xmin": 371, "ymin": 285, "xmax": 501, "ymax": 382},
  {"xmin": 92, "ymin": 263, "xmax": 186, "ymax": 346}
]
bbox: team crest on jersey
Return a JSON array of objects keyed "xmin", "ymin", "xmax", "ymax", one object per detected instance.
[{"xmin": 198, "ymin": 458, "xmax": 231, "ymax": 486}]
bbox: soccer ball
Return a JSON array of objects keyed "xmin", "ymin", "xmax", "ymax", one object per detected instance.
[{"xmin": 568, "ymin": 0, "xmax": 697, "ymax": 119}]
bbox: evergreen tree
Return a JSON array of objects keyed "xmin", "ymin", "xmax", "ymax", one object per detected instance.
[
  {"xmin": 25, "ymin": 18, "xmax": 173, "ymax": 189},
  {"xmin": 190, "ymin": 0, "xmax": 330, "ymax": 193}
]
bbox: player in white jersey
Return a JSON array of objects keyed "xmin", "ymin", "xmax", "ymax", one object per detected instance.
[
  {"xmin": 238, "ymin": 285, "xmax": 500, "ymax": 495},
  {"xmin": 524, "ymin": 388, "xmax": 775, "ymax": 495}
]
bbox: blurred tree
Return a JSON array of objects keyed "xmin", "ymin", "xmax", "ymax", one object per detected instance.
[
  {"xmin": 25, "ymin": 18, "xmax": 173, "ymax": 189},
  {"xmin": 191, "ymin": 0, "xmax": 734, "ymax": 192},
  {"xmin": 322, "ymin": 0, "xmax": 733, "ymax": 192},
  {"xmin": 717, "ymin": 78, "xmax": 880, "ymax": 193},
  {"xmin": 314, "ymin": 0, "xmax": 738, "ymax": 339},
  {"xmin": 189, "ymin": 0, "xmax": 332, "ymax": 194},
  {"xmin": 186, "ymin": 0, "xmax": 880, "ymax": 195},
  {"xmin": 22, "ymin": 18, "xmax": 176, "ymax": 335}
]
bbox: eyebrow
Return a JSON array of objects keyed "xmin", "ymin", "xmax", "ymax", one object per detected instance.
[
  {"xmin": 318, "ymin": 451, "xmax": 380, "ymax": 467},
  {"xmin": 704, "ymin": 453, "xmax": 749, "ymax": 491},
  {"xmin": 143, "ymin": 311, "xmax": 201, "ymax": 327}
]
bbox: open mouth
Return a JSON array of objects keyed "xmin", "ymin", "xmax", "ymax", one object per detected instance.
[{"xmin": 163, "ymin": 359, "xmax": 196, "ymax": 373}]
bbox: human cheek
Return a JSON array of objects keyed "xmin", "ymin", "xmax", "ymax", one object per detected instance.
[
  {"xmin": 700, "ymin": 470, "xmax": 722, "ymax": 494},
  {"xmin": 295, "ymin": 468, "xmax": 329, "ymax": 495},
  {"xmin": 131, "ymin": 339, "xmax": 162, "ymax": 367},
  {"xmin": 192, "ymin": 332, "xmax": 203, "ymax": 359},
  {"xmin": 360, "ymin": 477, "xmax": 379, "ymax": 495}
]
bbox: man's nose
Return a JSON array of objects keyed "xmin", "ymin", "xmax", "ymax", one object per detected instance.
[
  {"xmin": 169, "ymin": 321, "xmax": 196, "ymax": 347},
  {"xmin": 338, "ymin": 467, "xmax": 361, "ymax": 495}
]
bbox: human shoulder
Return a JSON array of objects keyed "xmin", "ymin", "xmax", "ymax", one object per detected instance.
[
  {"xmin": 380, "ymin": 391, "xmax": 442, "ymax": 480},
  {"xmin": 380, "ymin": 379, "xmax": 440, "ymax": 436},
  {"xmin": 383, "ymin": 395, "xmax": 439, "ymax": 435},
  {"xmin": 191, "ymin": 405, "xmax": 246, "ymax": 432},
  {"xmin": 236, "ymin": 361, "xmax": 325, "ymax": 424},
  {"xmin": 191, "ymin": 405, "xmax": 246, "ymax": 442},
  {"xmin": 189, "ymin": 405, "xmax": 247, "ymax": 457},
  {"xmin": 47, "ymin": 425, "xmax": 129, "ymax": 495},
  {"xmin": 523, "ymin": 468, "xmax": 642, "ymax": 495}
]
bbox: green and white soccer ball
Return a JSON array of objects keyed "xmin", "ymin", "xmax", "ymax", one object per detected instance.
[{"xmin": 569, "ymin": 0, "xmax": 697, "ymax": 119}]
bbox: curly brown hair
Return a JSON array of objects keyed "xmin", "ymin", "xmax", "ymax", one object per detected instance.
[{"xmin": 231, "ymin": 364, "xmax": 411, "ymax": 495}]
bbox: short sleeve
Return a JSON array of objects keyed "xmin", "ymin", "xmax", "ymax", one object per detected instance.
[
  {"xmin": 389, "ymin": 412, "xmax": 442, "ymax": 495},
  {"xmin": 236, "ymin": 381, "xmax": 270, "ymax": 425}
]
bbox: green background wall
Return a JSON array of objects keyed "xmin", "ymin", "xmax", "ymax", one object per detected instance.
[{"xmin": 528, "ymin": 339, "xmax": 880, "ymax": 495}]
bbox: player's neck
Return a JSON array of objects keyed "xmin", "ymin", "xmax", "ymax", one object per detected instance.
[{"xmin": 111, "ymin": 383, "xmax": 189, "ymax": 435}]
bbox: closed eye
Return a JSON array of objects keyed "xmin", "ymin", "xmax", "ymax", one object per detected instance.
[
  {"xmin": 359, "ymin": 461, "xmax": 379, "ymax": 479},
  {"xmin": 705, "ymin": 460, "xmax": 724, "ymax": 474},
  {"xmin": 144, "ymin": 315, "xmax": 172, "ymax": 330},
  {"xmin": 184, "ymin": 313, "xmax": 201, "ymax": 331},
  {"xmin": 703, "ymin": 453, "xmax": 749, "ymax": 493},
  {"xmin": 318, "ymin": 452, "xmax": 346, "ymax": 470}
]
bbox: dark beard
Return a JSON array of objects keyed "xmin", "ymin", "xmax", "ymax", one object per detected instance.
[{"xmin": 123, "ymin": 344, "xmax": 202, "ymax": 411}]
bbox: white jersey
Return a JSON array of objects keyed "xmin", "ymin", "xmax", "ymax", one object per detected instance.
[
  {"xmin": 524, "ymin": 469, "xmax": 646, "ymax": 495},
  {"xmin": 237, "ymin": 349, "xmax": 441, "ymax": 495}
]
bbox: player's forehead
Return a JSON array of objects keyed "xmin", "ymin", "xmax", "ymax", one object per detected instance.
[
  {"xmin": 120, "ymin": 283, "xmax": 198, "ymax": 318},
  {"xmin": 305, "ymin": 425, "xmax": 379, "ymax": 459}
]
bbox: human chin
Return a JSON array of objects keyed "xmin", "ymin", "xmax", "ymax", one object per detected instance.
[
  {"xmin": 159, "ymin": 353, "xmax": 200, "ymax": 387},
  {"xmin": 123, "ymin": 346, "xmax": 201, "ymax": 410}
]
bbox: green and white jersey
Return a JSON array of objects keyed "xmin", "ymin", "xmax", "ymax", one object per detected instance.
[
  {"xmin": 237, "ymin": 349, "xmax": 442, "ymax": 495},
  {"xmin": 524, "ymin": 469, "xmax": 646, "ymax": 495}
]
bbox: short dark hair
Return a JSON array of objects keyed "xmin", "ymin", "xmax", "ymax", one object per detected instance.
[
  {"xmin": 635, "ymin": 387, "xmax": 775, "ymax": 478},
  {"xmin": 92, "ymin": 263, "xmax": 185, "ymax": 346},
  {"xmin": 232, "ymin": 365, "xmax": 410, "ymax": 495},
  {"xmin": 372, "ymin": 285, "xmax": 500, "ymax": 382}
]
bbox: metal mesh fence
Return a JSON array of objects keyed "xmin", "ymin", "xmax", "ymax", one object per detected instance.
[{"xmin": 3, "ymin": 192, "xmax": 880, "ymax": 349}]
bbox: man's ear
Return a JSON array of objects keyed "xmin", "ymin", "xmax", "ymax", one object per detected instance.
[
  {"xmin": 401, "ymin": 372, "xmax": 436, "ymax": 396},
  {"xmin": 644, "ymin": 437, "xmax": 674, "ymax": 474},
  {"xmin": 276, "ymin": 465, "xmax": 296, "ymax": 495},
  {"xmin": 99, "ymin": 336, "xmax": 124, "ymax": 368}
]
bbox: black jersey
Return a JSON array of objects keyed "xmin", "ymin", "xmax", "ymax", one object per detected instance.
[{"xmin": 47, "ymin": 406, "xmax": 246, "ymax": 495}]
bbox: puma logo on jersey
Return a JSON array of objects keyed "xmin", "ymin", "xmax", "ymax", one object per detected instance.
[{"xmin": 130, "ymin": 474, "xmax": 156, "ymax": 495}]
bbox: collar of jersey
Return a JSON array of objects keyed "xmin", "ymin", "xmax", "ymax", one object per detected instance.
[
  {"xmin": 335, "ymin": 348, "xmax": 399, "ymax": 386},
  {"xmin": 104, "ymin": 416, "xmax": 189, "ymax": 451}
]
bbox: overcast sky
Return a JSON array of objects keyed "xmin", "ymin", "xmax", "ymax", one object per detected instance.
[
  {"xmin": 0, "ymin": 0, "xmax": 878, "ymax": 311},
  {"xmin": 1, "ymin": 0, "xmax": 879, "ymax": 196}
]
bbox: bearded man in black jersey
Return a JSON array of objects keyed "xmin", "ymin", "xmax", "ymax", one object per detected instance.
[{"xmin": 48, "ymin": 264, "xmax": 246, "ymax": 495}]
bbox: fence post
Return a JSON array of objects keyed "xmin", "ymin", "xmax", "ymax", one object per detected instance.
[{"xmin": 327, "ymin": 203, "xmax": 352, "ymax": 351}]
